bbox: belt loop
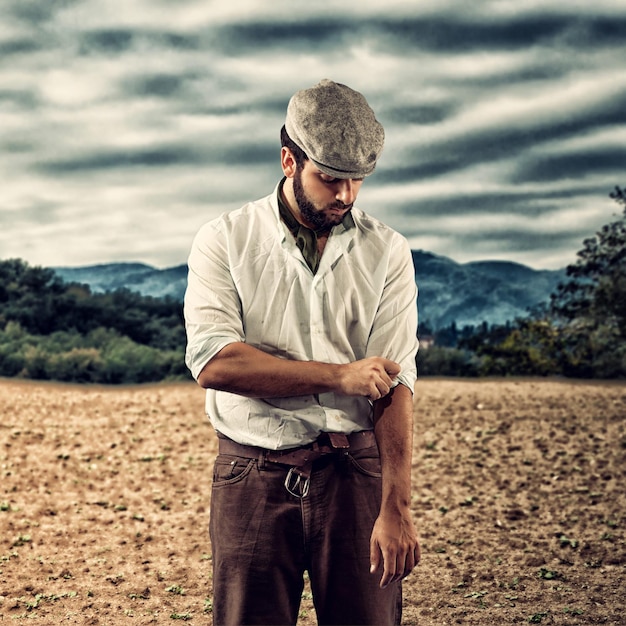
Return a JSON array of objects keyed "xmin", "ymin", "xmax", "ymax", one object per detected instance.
[
  {"xmin": 328, "ymin": 432, "xmax": 350, "ymax": 449},
  {"xmin": 257, "ymin": 450, "xmax": 266, "ymax": 470}
]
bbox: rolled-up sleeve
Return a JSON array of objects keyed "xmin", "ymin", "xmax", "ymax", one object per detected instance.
[
  {"xmin": 366, "ymin": 235, "xmax": 419, "ymax": 392},
  {"xmin": 184, "ymin": 220, "xmax": 244, "ymax": 381}
]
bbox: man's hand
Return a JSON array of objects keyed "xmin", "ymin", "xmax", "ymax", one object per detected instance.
[
  {"xmin": 369, "ymin": 507, "xmax": 420, "ymax": 588},
  {"xmin": 337, "ymin": 357, "xmax": 401, "ymax": 400}
]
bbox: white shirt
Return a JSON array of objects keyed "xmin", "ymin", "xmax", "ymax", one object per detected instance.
[{"xmin": 184, "ymin": 183, "xmax": 418, "ymax": 450}]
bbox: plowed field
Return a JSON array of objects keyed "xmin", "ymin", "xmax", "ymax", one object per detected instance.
[{"xmin": 1, "ymin": 378, "xmax": 624, "ymax": 624}]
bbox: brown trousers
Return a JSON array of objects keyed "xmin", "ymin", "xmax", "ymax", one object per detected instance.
[{"xmin": 209, "ymin": 441, "xmax": 402, "ymax": 626}]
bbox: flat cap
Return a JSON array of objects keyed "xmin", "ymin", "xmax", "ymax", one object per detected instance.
[{"xmin": 285, "ymin": 79, "xmax": 384, "ymax": 179}]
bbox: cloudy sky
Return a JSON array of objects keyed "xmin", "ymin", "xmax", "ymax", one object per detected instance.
[{"xmin": 2, "ymin": 0, "xmax": 625, "ymax": 271}]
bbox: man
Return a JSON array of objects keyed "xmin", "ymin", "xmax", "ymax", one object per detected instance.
[{"xmin": 184, "ymin": 79, "xmax": 420, "ymax": 626}]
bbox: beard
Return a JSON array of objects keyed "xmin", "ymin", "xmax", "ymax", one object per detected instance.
[{"xmin": 293, "ymin": 167, "xmax": 352, "ymax": 233}]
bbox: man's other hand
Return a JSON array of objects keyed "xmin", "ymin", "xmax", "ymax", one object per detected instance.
[{"xmin": 337, "ymin": 357, "xmax": 400, "ymax": 400}]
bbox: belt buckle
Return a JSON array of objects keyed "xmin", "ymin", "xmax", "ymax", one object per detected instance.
[{"xmin": 284, "ymin": 467, "xmax": 310, "ymax": 498}]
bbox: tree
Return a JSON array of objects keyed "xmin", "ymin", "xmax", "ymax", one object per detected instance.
[{"xmin": 549, "ymin": 186, "xmax": 626, "ymax": 377}]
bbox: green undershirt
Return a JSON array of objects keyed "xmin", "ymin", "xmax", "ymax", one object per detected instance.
[{"xmin": 277, "ymin": 178, "xmax": 354, "ymax": 274}]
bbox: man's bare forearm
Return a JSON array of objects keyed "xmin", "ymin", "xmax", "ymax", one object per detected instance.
[
  {"xmin": 373, "ymin": 383, "xmax": 414, "ymax": 510},
  {"xmin": 370, "ymin": 382, "xmax": 420, "ymax": 588},
  {"xmin": 196, "ymin": 341, "xmax": 400, "ymax": 400},
  {"xmin": 197, "ymin": 342, "xmax": 339, "ymax": 397}
]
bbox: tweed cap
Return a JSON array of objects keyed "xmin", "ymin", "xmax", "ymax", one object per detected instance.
[{"xmin": 285, "ymin": 79, "xmax": 384, "ymax": 179}]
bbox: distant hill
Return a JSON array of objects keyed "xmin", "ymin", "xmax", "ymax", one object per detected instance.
[
  {"xmin": 54, "ymin": 251, "xmax": 566, "ymax": 331},
  {"xmin": 53, "ymin": 262, "xmax": 187, "ymax": 300},
  {"xmin": 412, "ymin": 250, "xmax": 566, "ymax": 329}
]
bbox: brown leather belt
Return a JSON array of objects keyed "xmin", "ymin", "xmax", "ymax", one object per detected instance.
[
  {"xmin": 217, "ymin": 430, "xmax": 376, "ymax": 468},
  {"xmin": 217, "ymin": 430, "xmax": 377, "ymax": 498}
]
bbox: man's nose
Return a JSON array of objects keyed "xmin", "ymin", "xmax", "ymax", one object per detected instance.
[{"xmin": 335, "ymin": 180, "xmax": 357, "ymax": 206}]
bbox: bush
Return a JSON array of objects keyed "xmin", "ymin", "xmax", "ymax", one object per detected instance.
[
  {"xmin": 417, "ymin": 346, "xmax": 478, "ymax": 377},
  {"xmin": 47, "ymin": 348, "xmax": 104, "ymax": 383},
  {"xmin": 0, "ymin": 321, "xmax": 189, "ymax": 384}
]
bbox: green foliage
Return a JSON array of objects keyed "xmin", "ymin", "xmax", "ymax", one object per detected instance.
[
  {"xmin": 0, "ymin": 259, "xmax": 189, "ymax": 384},
  {"xmin": 462, "ymin": 317, "xmax": 562, "ymax": 377},
  {"xmin": 0, "ymin": 322, "xmax": 187, "ymax": 384},
  {"xmin": 417, "ymin": 345, "xmax": 478, "ymax": 377}
]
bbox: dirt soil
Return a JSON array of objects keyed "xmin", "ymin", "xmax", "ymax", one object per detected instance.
[{"xmin": 0, "ymin": 378, "xmax": 624, "ymax": 625}]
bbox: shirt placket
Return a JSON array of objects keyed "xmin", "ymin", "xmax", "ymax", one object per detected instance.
[{"xmin": 309, "ymin": 238, "xmax": 348, "ymax": 432}]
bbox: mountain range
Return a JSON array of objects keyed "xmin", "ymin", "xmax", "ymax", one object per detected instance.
[{"xmin": 53, "ymin": 251, "xmax": 567, "ymax": 331}]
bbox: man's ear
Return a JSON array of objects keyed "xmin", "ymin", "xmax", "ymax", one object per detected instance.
[{"xmin": 281, "ymin": 147, "xmax": 297, "ymax": 178}]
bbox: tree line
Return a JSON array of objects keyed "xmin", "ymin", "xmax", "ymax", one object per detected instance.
[{"xmin": 1, "ymin": 186, "xmax": 624, "ymax": 383}]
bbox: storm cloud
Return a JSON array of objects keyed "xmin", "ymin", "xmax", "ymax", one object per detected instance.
[{"xmin": 1, "ymin": 0, "xmax": 624, "ymax": 269}]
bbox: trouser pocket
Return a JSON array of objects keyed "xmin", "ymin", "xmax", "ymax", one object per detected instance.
[{"xmin": 212, "ymin": 454, "xmax": 256, "ymax": 487}]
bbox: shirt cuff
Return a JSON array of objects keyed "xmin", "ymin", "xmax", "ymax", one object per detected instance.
[{"xmin": 186, "ymin": 336, "xmax": 239, "ymax": 381}]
